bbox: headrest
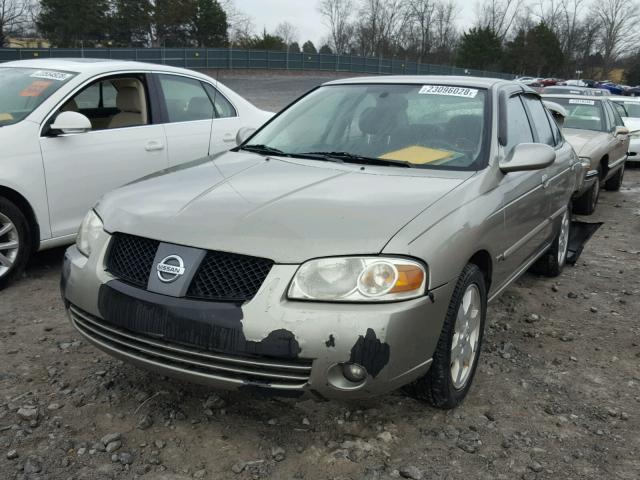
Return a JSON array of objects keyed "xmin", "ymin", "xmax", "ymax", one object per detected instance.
[
  {"xmin": 359, "ymin": 95, "xmax": 409, "ymax": 136},
  {"xmin": 116, "ymin": 87, "xmax": 142, "ymax": 113}
]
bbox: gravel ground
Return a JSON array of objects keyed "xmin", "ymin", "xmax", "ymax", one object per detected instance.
[{"xmin": 1, "ymin": 74, "xmax": 640, "ymax": 480}]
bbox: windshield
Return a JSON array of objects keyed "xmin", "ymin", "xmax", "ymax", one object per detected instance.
[
  {"xmin": 0, "ymin": 67, "xmax": 76, "ymax": 126},
  {"xmin": 244, "ymin": 84, "xmax": 489, "ymax": 170},
  {"xmin": 613, "ymin": 100, "xmax": 640, "ymax": 118},
  {"xmin": 548, "ymin": 97, "xmax": 605, "ymax": 131}
]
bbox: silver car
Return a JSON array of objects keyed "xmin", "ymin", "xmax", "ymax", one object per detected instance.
[
  {"xmin": 542, "ymin": 94, "xmax": 630, "ymax": 214},
  {"xmin": 62, "ymin": 77, "xmax": 579, "ymax": 408}
]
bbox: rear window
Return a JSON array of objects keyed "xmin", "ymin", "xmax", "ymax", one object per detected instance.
[
  {"xmin": 0, "ymin": 67, "xmax": 76, "ymax": 126},
  {"xmin": 613, "ymin": 100, "xmax": 640, "ymax": 118}
]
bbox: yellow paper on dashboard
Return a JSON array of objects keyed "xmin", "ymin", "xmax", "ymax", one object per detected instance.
[
  {"xmin": 0, "ymin": 113, "xmax": 14, "ymax": 122},
  {"xmin": 379, "ymin": 145, "xmax": 454, "ymax": 165}
]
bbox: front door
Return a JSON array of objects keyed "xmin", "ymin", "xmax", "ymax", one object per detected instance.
[{"xmin": 40, "ymin": 74, "xmax": 167, "ymax": 238}]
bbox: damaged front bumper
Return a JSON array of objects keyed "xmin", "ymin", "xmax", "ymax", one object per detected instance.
[{"xmin": 61, "ymin": 232, "xmax": 453, "ymax": 400}]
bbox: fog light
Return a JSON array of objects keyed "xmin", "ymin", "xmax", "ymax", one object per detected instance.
[{"xmin": 342, "ymin": 363, "xmax": 367, "ymax": 383}]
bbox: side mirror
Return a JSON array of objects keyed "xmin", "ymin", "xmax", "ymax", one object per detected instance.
[
  {"xmin": 50, "ymin": 111, "xmax": 92, "ymax": 135},
  {"xmin": 615, "ymin": 126, "xmax": 629, "ymax": 136},
  {"xmin": 236, "ymin": 127, "xmax": 256, "ymax": 146},
  {"xmin": 500, "ymin": 143, "xmax": 556, "ymax": 173}
]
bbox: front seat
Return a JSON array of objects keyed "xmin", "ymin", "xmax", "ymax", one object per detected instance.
[{"xmin": 108, "ymin": 87, "xmax": 144, "ymax": 129}]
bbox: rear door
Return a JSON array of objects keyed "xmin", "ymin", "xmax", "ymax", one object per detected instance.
[
  {"xmin": 156, "ymin": 73, "xmax": 215, "ymax": 166},
  {"xmin": 202, "ymin": 83, "xmax": 243, "ymax": 154},
  {"xmin": 605, "ymin": 101, "xmax": 629, "ymax": 170}
]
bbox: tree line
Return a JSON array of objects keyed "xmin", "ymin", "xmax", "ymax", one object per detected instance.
[
  {"xmin": 319, "ymin": 0, "xmax": 640, "ymax": 81},
  {"xmin": 2, "ymin": 0, "xmax": 640, "ymax": 82}
]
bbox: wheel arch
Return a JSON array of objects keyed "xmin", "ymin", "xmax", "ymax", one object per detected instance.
[
  {"xmin": 0, "ymin": 186, "xmax": 40, "ymax": 252},
  {"xmin": 599, "ymin": 154, "xmax": 609, "ymax": 178},
  {"xmin": 468, "ymin": 250, "xmax": 492, "ymax": 292}
]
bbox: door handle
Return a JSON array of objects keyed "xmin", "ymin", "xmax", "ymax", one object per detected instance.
[
  {"xmin": 541, "ymin": 174, "xmax": 550, "ymax": 189},
  {"xmin": 145, "ymin": 141, "xmax": 165, "ymax": 152},
  {"xmin": 222, "ymin": 134, "xmax": 235, "ymax": 143}
]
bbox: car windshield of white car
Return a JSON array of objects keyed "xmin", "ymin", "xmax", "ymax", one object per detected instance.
[
  {"xmin": 244, "ymin": 84, "xmax": 489, "ymax": 170},
  {"xmin": 0, "ymin": 67, "xmax": 76, "ymax": 126},
  {"xmin": 549, "ymin": 98, "xmax": 605, "ymax": 131}
]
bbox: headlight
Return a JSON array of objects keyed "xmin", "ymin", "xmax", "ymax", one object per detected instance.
[
  {"xmin": 76, "ymin": 210, "xmax": 103, "ymax": 257},
  {"xmin": 579, "ymin": 157, "xmax": 591, "ymax": 169},
  {"xmin": 288, "ymin": 257, "xmax": 427, "ymax": 302}
]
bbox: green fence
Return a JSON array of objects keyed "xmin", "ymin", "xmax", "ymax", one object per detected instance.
[{"xmin": 0, "ymin": 48, "xmax": 515, "ymax": 79}]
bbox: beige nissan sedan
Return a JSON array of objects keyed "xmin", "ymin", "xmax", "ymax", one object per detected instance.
[
  {"xmin": 542, "ymin": 94, "xmax": 630, "ymax": 214},
  {"xmin": 62, "ymin": 77, "xmax": 581, "ymax": 409}
]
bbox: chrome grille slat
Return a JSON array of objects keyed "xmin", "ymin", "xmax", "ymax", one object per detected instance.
[
  {"xmin": 68, "ymin": 306, "xmax": 311, "ymax": 387},
  {"xmin": 69, "ymin": 305, "xmax": 311, "ymax": 372}
]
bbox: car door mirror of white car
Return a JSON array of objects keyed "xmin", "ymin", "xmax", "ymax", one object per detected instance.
[
  {"xmin": 499, "ymin": 143, "xmax": 556, "ymax": 173},
  {"xmin": 236, "ymin": 127, "xmax": 256, "ymax": 146},
  {"xmin": 615, "ymin": 126, "xmax": 629, "ymax": 136},
  {"xmin": 50, "ymin": 111, "xmax": 92, "ymax": 135}
]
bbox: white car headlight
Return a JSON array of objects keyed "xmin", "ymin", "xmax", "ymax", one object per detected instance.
[
  {"xmin": 288, "ymin": 257, "xmax": 427, "ymax": 302},
  {"xmin": 76, "ymin": 210, "xmax": 103, "ymax": 257}
]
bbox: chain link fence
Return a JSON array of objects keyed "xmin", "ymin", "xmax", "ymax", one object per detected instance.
[{"xmin": 0, "ymin": 48, "xmax": 515, "ymax": 79}]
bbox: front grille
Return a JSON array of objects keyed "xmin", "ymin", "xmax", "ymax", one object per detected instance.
[
  {"xmin": 106, "ymin": 233, "xmax": 274, "ymax": 302},
  {"xmin": 106, "ymin": 234, "xmax": 159, "ymax": 288},
  {"xmin": 187, "ymin": 251, "xmax": 274, "ymax": 302},
  {"xmin": 69, "ymin": 304, "xmax": 312, "ymax": 389}
]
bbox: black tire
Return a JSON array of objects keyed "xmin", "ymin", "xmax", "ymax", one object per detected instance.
[
  {"xmin": 0, "ymin": 197, "xmax": 31, "ymax": 290},
  {"xmin": 573, "ymin": 169, "xmax": 601, "ymax": 215},
  {"xmin": 604, "ymin": 162, "xmax": 625, "ymax": 191},
  {"xmin": 530, "ymin": 203, "xmax": 571, "ymax": 277},
  {"xmin": 406, "ymin": 264, "xmax": 487, "ymax": 409}
]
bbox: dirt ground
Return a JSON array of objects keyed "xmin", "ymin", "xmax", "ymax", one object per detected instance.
[{"xmin": 1, "ymin": 75, "xmax": 640, "ymax": 480}]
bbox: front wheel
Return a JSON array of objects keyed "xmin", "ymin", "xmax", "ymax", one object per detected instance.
[
  {"xmin": 0, "ymin": 197, "xmax": 31, "ymax": 290},
  {"xmin": 573, "ymin": 173, "xmax": 600, "ymax": 215},
  {"xmin": 406, "ymin": 264, "xmax": 487, "ymax": 409}
]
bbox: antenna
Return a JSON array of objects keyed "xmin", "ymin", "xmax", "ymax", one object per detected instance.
[{"xmin": 206, "ymin": 63, "xmax": 221, "ymax": 156}]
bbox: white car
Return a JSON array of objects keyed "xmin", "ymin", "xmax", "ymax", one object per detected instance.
[
  {"xmin": 0, "ymin": 59, "xmax": 272, "ymax": 288},
  {"xmin": 610, "ymin": 96, "xmax": 640, "ymax": 163}
]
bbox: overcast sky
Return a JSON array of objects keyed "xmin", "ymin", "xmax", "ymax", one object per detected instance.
[{"xmin": 233, "ymin": 0, "xmax": 477, "ymax": 47}]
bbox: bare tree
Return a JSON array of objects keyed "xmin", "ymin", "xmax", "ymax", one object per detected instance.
[
  {"xmin": 405, "ymin": 0, "xmax": 437, "ymax": 62},
  {"xmin": 318, "ymin": 0, "xmax": 353, "ymax": 54},
  {"xmin": 476, "ymin": 0, "xmax": 525, "ymax": 41},
  {"xmin": 0, "ymin": 0, "xmax": 29, "ymax": 46},
  {"xmin": 220, "ymin": 0, "xmax": 255, "ymax": 45},
  {"xmin": 432, "ymin": 0, "xmax": 459, "ymax": 63},
  {"xmin": 591, "ymin": 0, "xmax": 639, "ymax": 76},
  {"xmin": 274, "ymin": 21, "xmax": 299, "ymax": 47}
]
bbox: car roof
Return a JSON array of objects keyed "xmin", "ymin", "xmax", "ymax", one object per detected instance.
[
  {"xmin": 323, "ymin": 75, "xmax": 512, "ymax": 89},
  {"xmin": 541, "ymin": 93, "xmax": 607, "ymax": 101},
  {"xmin": 0, "ymin": 58, "xmax": 205, "ymax": 77},
  {"xmin": 609, "ymin": 95, "xmax": 640, "ymax": 102}
]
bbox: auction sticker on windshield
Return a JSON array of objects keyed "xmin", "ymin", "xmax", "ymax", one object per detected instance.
[
  {"xmin": 569, "ymin": 99, "xmax": 595, "ymax": 105},
  {"xmin": 419, "ymin": 85, "xmax": 478, "ymax": 98},
  {"xmin": 30, "ymin": 70, "xmax": 73, "ymax": 82}
]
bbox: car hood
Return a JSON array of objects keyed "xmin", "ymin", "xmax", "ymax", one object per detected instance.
[
  {"xmin": 96, "ymin": 152, "xmax": 474, "ymax": 263},
  {"xmin": 562, "ymin": 128, "xmax": 606, "ymax": 156}
]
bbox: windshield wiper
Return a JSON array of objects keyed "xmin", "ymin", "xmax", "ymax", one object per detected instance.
[
  {"xmin": 237, "ymin": 144, "xmax": 288, "ymax": 156},
  {"xmin": 301, "ymin": 151, "xmax": 415, "ymax": 168}
]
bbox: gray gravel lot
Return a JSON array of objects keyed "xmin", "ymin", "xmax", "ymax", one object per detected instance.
[{"xmin": 1, "ymin": 73, "xmax": 639, "ymax": 480}]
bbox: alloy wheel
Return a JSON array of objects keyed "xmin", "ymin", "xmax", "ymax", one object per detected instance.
[
  {"xmin": 451, "ymin": 284, "xmax": 482, "ymax": 390},
  {"xmin": 0, "ymin": 212, "xmax": 20, "ymax": 278},
  {"xmin": 557, "ymin": 209, "xmax": 570, "ymax": 266}
]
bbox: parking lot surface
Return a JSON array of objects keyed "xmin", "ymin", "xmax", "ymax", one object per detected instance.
[{"xmin": 1, "ymin": 74, "xmax": 639, "ymax": 480}]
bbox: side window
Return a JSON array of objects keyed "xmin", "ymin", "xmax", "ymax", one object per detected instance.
[
  {"xmin": 58, "ymin": 77, "xmax": 148, "ymax": 131},
  {"xmin": 203, "ymin": 84, "xmax": 237, "ymax": 118},
  {"xmin": 545, "ymin": 109, "xmax": 562, "ymax": 146},
  {"xmin": 158, "ymin": 74, "xmax": 214, "ymax": 122},
  {"xmin": 522, "ymin": 96, "xmax": 555, "ymax": 146},
  {"xmin": 505, "ymin": 95, "xmax": 534, "ymax": 153},
  {"xmin": 603, "ymin": 102, "xmax": 616, "ymax": 131},
  {"xmin": 609, "ymin": 102, "xmax": 625, "ymax": 126}
]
